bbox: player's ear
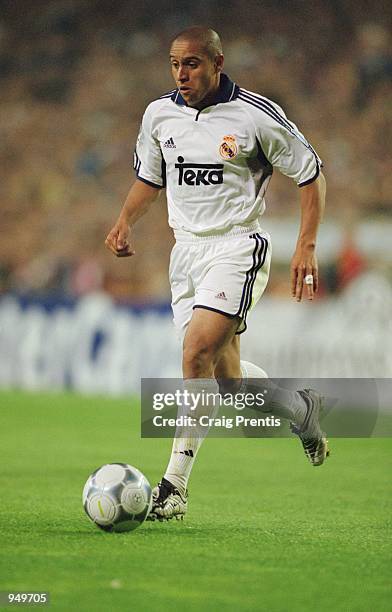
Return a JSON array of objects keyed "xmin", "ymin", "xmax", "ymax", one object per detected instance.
[{"xmin": 215, "ymin": 54, "xmax": 224, "ymax": 73}]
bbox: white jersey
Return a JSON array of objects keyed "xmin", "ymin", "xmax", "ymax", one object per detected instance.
[{"xmin": 134, "ymin": 74, "xmax": 322, "ymax": 235}]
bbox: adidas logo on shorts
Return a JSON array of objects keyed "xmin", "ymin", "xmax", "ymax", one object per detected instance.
[
  {"xmin": 163, "ymin": 137, "xmax": 176, "ymax": 148},
  {"xmin": 215, "ymin": 291, "xmax": 227, "ymax": 300}
]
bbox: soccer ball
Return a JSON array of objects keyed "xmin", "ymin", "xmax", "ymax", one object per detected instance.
[{"xmin": 82, "ymin": 463, "xmax": 152, "ymax": 532}]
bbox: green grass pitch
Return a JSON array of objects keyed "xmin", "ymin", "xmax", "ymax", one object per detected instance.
[{"xmin": 1, "ymin": 391, "xmax": 391, "ymax": 612}]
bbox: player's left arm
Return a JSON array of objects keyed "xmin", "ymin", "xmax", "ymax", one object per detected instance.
[
  {"xmin": 251, "ymin": 99, "xmax": 326, "ymax": 301},
  {"xmin": 291, "ymin": 171, "xmax": 326, "ymax": 302}
]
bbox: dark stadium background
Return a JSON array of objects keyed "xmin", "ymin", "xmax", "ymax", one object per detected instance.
[{"xmin": 0, "ymin": 0, "xmax": 390, "ymax": 301}]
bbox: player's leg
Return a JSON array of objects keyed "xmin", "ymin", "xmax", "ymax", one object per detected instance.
[
  {"xmin": 150, "ymin": 308, "xmax": 240, "ymax": 520},
  {"xmin": 182, "ymin": 307, "xmax": 240, "ymax": 378},
  {"xmin": 205, "ymin": 234, "xmax": 328, "ymax": 466},
  {"xmin": 215, "ymin": 343, "xmax": 321, "ymax": 444},
  {"xmin": 239, "ymin": 365, "xmax": 329, "ymax": 465},
  {"xmin": 211, "ymin": 305, "xmax": 310, "ymax": 431},
  {"xmin": 213, "ymin": 338, "xmax": 329, "ymax": 466},
  {"xmin": 214, "ymin": 335, "xmax": 241, "ymax": 390},
  {"xmin": 169, "ymin": 308, "xmax": 240, "ymax": 491},
  {"xmin": 152, "ymin": 319, "xmax": 325, "ymax": 522}
]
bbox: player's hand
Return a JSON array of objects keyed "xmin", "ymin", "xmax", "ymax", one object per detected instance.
[
  {"xmin": 105, "ymin": 219, "xmax": 135, "ymax": 258},
  {"xmin": 290, "ymin": 245, "xmax": 318, "ymax": 302}
]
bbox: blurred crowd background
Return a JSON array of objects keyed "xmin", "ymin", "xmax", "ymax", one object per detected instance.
[{"xmin": 0, "ymin": 0, "xmax": 390, "ymax": 302}]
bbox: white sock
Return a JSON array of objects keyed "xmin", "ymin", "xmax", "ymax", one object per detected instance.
[
  {"xmin": 164, "ymin": 378, "xmax": 219, "ymax": 495},
  {"xmin": 240, "ymin": 360, "xmax": 268, "ymax": 381},
  {"xmin": 240, "ymin": 360, "xmax": 307, "ymax": 426}
]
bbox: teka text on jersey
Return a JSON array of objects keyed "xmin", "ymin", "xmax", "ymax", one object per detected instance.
[{"xmin": 175, "ymin": 156, "xmax": 224, "ymax": 186}]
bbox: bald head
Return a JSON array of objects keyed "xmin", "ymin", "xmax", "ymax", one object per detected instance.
[
  {"xmin": 172, "ymin": 26, "xmax": 223, "ymax": 60},
  {"xmin": 169, "ymin": 26, "xmax": 224, "ymax": 109}
]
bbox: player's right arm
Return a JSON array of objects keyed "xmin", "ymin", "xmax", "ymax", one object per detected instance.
[
  {"xmin": 106, "ymin": 100, "xmax": 165, "ymax": 258},
  {"xmin": 105, "ymin": 180, "xmax": 161, "ymax": 258}
]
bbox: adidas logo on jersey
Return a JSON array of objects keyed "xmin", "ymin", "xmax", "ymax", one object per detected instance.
[
  {"xmin": 163, "ymin": 137, "xmax": 176, "ymax": 148},
  {"xmin": 175, "ymin": 156, "xmax": 224, "ymax": 186},
  {"xmin": 215, "ymin": 291, "xmax": 227, "ymax": 300}
]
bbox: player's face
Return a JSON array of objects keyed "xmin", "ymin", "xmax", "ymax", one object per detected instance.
[{"xmin": 170, "ymin": 39, "xmax": 223, "ymax": 109}]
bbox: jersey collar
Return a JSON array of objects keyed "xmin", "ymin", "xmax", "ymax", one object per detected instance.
[{"xmin": 171, "ymin": 73, "xmax": 240, "ymax": 107}]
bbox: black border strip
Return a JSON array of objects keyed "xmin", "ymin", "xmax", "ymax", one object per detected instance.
[
  {"xmin": 237, "ymin": 234, "xmax": 267, "ymax": 319},
  {"xmin": 239, "ymin": 91, "xmax": 319, "ymax": 158},
  {"xmin": 240, "ymin": 235, "xmax": 268, "ymax": 320},
  {"xmin": 237, "ymin": 234, "xmax": 260, "ymax": 317},
  {"xmin": 240, "ymin": 90, "xmax": 300, "ymax": 136},
  {"xmin": 193, "ymin": 305, "xmax": 240, "ymax": 320},
  {"xmin": 136, "ymin": 175, "xmax": 163, "ymax": 189},
  {"xmin": 239, "ymin": 92, "xmax": 293, "ymax": 134},
  {"xmin": 133, "ymin": 150, "xmax": 140, "ymax": 171},
  {"xmin": 240, "ymin": 235, "xmax": 264, "ymax": 318},
  {"xmin": 298, "ymin": 163, "xmax": 320, "ymax": 187}
]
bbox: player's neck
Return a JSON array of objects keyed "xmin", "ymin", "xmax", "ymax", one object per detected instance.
[{"xmin": 193, "ymin": 75, "xmax": 221, "ymax": 111}]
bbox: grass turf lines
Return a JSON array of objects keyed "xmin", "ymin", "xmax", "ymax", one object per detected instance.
[{"xmin": 1, "ymin": 391, "xmax": 391, "ymax": 612}]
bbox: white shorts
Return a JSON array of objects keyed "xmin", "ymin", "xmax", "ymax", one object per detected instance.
[{"xmin": 170, "ymin": 226, "xmax": 271, "ymax": 339}]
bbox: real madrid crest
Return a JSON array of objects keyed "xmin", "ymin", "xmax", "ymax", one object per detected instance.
[{"xmin": 219, "ymin": 135, "xmax": 238, "ymax": 160}]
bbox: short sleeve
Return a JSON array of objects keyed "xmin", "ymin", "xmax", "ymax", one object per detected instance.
[
  {"xmin": 133, "ymin": 104, "xmax": 165, "ymax": 189},
  {"xmin": 255, "ymin": 100, "xmax": 322, "ymax": 187}
]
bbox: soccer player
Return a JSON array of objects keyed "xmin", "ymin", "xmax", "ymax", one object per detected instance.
[{"xmin": 105, "ymin": 26, "xmax": 328, "ymax": 521}]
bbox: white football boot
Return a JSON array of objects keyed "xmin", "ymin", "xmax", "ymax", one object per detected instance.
[
  {"xmin": 290, "ymin": 389, "xmax": 330, "ymax": 467},
  {"xmin": 147, "ymin": 478, "xmax": 188, "ymax": 521}
]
